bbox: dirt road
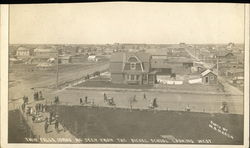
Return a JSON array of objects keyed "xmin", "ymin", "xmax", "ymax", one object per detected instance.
[{"xmin": 8, "ymin": 62, "xmax": 109, "ymax": 109}]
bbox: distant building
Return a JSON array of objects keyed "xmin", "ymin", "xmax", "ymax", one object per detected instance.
[
  {"xmin": 216, "ymin": 51, "xmax": 234, "ymax": 59},
  {"xmin": 36, "ymin": 63, "xmax": 53, "ymax": 70},
  {"xmin": 224, "ymin": 69, "xmax": 244, "ymax": 77},
  {"xmin": 151, "ymin": 56, "xmax": 193, "ymax": 75},
  {"xmin": 232, "ymin": 76, "xmax": 244, "ymax": 85},
  {"xmin": 88, "ymin": 55, "xmax": 99, "ymax": 62},
  {"xmin": 200, "ymin": 69, "xmax": 217, "ymax": 85},
  {"xmin": 110, "ymin": 52, "xmax": 156, "ymax": 85},
  {"xmin": 16, "ymin": 47, "xmax": 32, "ymax": 58},
  {"xmin": 33, "ymin": 48, "xmax": 57, "ymax": 58},
  {"xmin": 32, "ymin": 48, "xmax": 58, "ymax": 64},
  {"xmin": 59, "ymin": 56, "xmax": 71, "ymax": 64}
]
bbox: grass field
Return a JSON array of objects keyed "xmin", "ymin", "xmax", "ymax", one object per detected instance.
[{"xmin": 48, "ymin": 105, "xmax": 243, "ymax": 144}]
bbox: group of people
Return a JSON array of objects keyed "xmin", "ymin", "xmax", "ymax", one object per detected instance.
[
  {"xmin": 35, "ymin": 103, "xmax": 47, "ymax": 112},
  {"xmin": 79, "ymin": 96, "xmax": 96, "ymax": 106},
  {"xmin": 34, "ymin": 91, "xmax": 43, "ymax": 101},
  {"xmin": 30, "ymin": 103, "xmax": 48, "ymax": 123},
  {"xmin": 80, "ymin": 96, "xmax": 89, "ymax": 104},
  {"xmin": 44, "ymin": 112, "xmax": 61, "ymax": 134},
  {"xmin": 103, "ymin": 93, "xmax": 116, "ymax": 106},
  {"xmin": 20, "ymin": 91, "xmax": 66, "ymax": 134}
]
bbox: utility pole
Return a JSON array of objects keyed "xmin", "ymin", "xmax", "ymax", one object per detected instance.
[
  {"xmin": 217, "ymin": 58, "xmax": 219, "ymax": 76},
  {"xmin": 56, "ymin": 49, "xmax": 59, "ymax": 88}
]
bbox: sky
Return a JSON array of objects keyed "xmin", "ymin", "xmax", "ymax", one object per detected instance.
[{"xmin": 10, "ymin": 3, "xmax": 245, "ymax": 44}]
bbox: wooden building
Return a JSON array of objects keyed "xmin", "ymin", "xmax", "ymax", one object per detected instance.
[
  {"xmin": 200, "ymin": 69, "xmax": 217, "ymax": 85},
  {"xmin": 110, "ymin": 52, "xmax": 156, "ymax": 85}
]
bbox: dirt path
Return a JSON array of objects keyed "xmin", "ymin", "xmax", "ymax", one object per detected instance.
[{"xmin": 8, "ymin": 63, "xmax": 109, "ymax": 108}]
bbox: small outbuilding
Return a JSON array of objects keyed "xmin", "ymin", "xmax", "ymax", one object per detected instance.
[
  {"xmin": 88, "ymin": 55, "xmax": 99, "ymax": 62},
  {"xmin": 200, "ymin": 69, "xmax": 217, "ymax": 85}
]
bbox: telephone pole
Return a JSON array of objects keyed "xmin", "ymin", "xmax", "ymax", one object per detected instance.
[
  {"xmin": 217, "ymin": 58, "xmax": 219, "ymax": 76},
  {"xmin": 56, "ymin": 49, "xmax": 59, "ymax": 88}
]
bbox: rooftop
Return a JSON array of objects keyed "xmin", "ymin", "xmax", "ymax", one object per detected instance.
[
  {"xmin": 34, "ymin": 48, "xmax": 57, "ymax": 53},
  {"xmin": 110, "ymin": 52, "xmax": 151, "ymax": 63},
  {"xmin": 201, "ymin": 69, "xmax": 216, "ymax": 77},
  {"xmin": 17, "ymin": 47, "xmax": 29, "ymax": 51}
]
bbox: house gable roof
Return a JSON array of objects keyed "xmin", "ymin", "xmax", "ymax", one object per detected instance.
[
  {"xmin": 201, "ymin": 69, "xmax": 216, "ymax": 77},
  {"xmin": 110, "ymin": 52, "xmax": 151, "ymax": 63},
  {"xmin": 17, "ymin": 47, "xmax": 29, "ymax": 51},
  {"xmin": 110, "ymin": 52, "xmax": 151, "ymax": 73}
]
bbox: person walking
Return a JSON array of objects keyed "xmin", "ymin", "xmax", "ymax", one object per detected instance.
[
  {"xmin": 80, "ymin": 98, "xmax": 83, "ymax": 104},
  {"xmin": 23, "ymin": 96, "xmax": 26, "ymax": 104},
  {"xmin": 32, "ymin": 115, "xmax": 36, "ymax": 123},
  {"xmin": 55, "ymin": 119, "xmax": 59, "ymax": 133},
  {"xmin": 85, "ymin": 96, "xmax": 88, "ymax": 104},
  {"xmin": 185, "ymin": 105, "xmax": 191, "ymax": 112},
  {"xmin": 143, "ymin": 93, "xmax": 146, "ymax": 100},
  {"xmin": 152, "ymin": 98, "xmax": 158, "ymax": 108},
  {"xmin": 44, "ymin": 118, "xmax": 49, "ymax": 133},
  {"xmin": 39, "ymin": 91, "xmax": 43, "ymax": 100},
  {"xmin": 35, "ymin": 104, "xmax": 38, "ymax": 112},
  {"xmin": 25, "ymin": 96, "xmax": 29, "ymax": 104},
  {"xmin": 49, "ymin": 112, "xmax": 53, "ymax": 125},
  {"xmin": 21, "ymin": 103, "xmax": 26, "ymax": 113},
  {"xmin": 104, "ymin": 93, "xmax": 107, "ymax": 102}
]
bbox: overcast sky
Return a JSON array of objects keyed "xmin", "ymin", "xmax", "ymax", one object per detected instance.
[{"xmin": 10, "ymin": 3, "xmax": 245, "ymax": 44}]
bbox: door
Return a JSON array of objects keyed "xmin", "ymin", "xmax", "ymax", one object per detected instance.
[{"xmin": 205, "ymin": 76, "xmax": 209, "ymax": 83}]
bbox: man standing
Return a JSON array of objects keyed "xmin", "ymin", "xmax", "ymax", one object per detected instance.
[
  {"xmin": 152, "ymin": 98, "xmax": 158, "ymax": 108},
  {"xmin": 85, "ymin": 96, "xmax": 88, "ymax": 104},
  {"xmin": 80, "ymin": 98, "xmax": 83, "ymax": 104},
  {"xmin": 39, "ymin": 91, "xmax": 43, "ymax": 100},
  {"xmin": 44, "ymin": 118, "xmax": 49, "ymax": 133},
  {"xmin": 49, "ymin": 112, "xmax": 53, "ymax": 125},
  {"xmin": 55, "ymin": 119, "xmax": 59, "ymax": 133},
  {"xmin": 104, "ymin": 93, "xmax": 107, "ymax": 102}
]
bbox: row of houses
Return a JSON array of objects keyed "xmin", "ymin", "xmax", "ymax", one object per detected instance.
[
  {"xmin": 14, "ymin": 47, "xmax": 108, "ymax": 64},
  {"xmin": 109, "ymin": 52, "xmax": 217, "ymax": 85}
]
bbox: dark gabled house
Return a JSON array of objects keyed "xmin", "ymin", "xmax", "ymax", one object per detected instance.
[
  {"xmin": 200, "ymin": 69, "xmax": 217, "ymax": 85},
  {"xmin": 110, "ymin": 52, "xmax": 156, "ymax": 85}
]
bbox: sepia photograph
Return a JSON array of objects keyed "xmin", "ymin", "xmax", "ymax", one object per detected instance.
[{"xmin": 1, "ymin": 2, "xmax": 249, "ymax": 147}]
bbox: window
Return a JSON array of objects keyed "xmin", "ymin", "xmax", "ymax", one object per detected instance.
[
  {"xmin": 128, "ymin": 57, "xmax": 138, "ymax": 62},
  {"xmin": 210, "ymin": 76, "xmax": 214, "ymax": 80},
  {"xmin": 131, "ymin": 75, "xmax": 134, "ymax": 80},
  {"xmin": 136, "ymin": 75, "xmax": 139, "ymax": 80},
  {"xmin": 130, "ymin": 63, "xmax": 136, "ymax": 70}
]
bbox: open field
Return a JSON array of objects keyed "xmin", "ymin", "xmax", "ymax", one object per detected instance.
[
  {"xmin": 8, "ymin": 62, "xmax": 109, "ymax": 103},
  {"xmin": 47, "ymin": 105, "xmax": 243, "ymax": 144}
]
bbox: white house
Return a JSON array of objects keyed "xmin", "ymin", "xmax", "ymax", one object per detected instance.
[
  {"xmin": 88, "ymin": 55, "xmax": 99, "ymax": 62},
  {"xmin": 16, "ymin": 47, "xmax": 32, "ymax": 58}
]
